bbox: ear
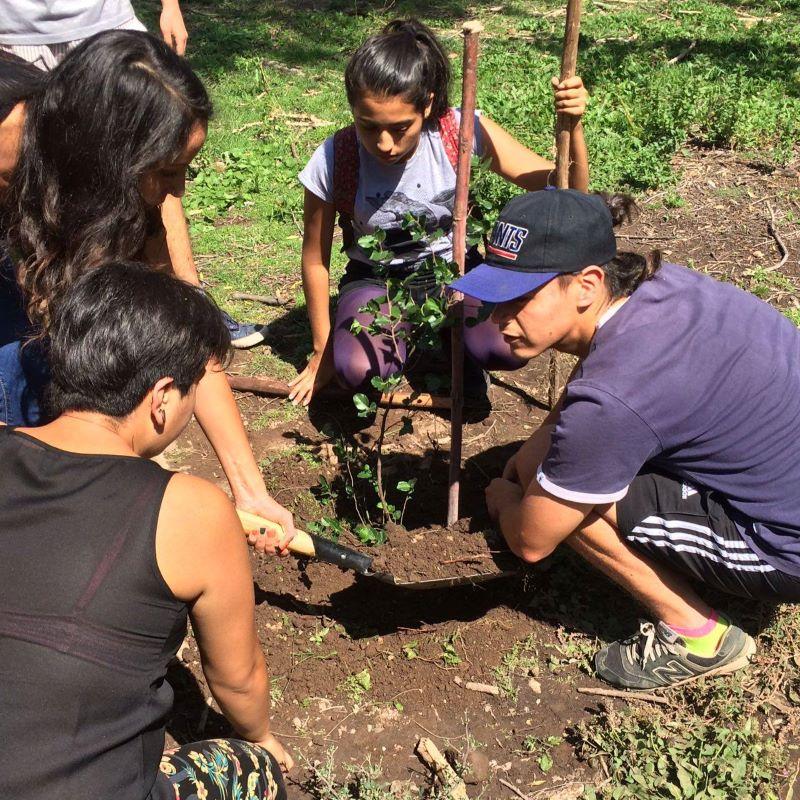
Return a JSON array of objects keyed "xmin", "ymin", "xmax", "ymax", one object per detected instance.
[
  {"xmin": 149, "ymin": 376, "xmax": 176, "ymax": 432},
  {"xmin": 423, "ymin": 93, "xmax": 435, "ymax": 119},
  {"xmin": 574, "ymin": 266, "xmax": 607, "ymax": 311}
]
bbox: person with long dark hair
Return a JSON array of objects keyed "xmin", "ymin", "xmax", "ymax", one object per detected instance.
[
  {"xmin": 0, "ymin": 0, "xmax": 263, "ymax": 346},
  {"xmin": 452, "ymin": 189, "xmax": 800, "ymax": 690},
  {"xmin": 290, "ymin": 18, "xmax": 590, "ymax": 407},
  {"xmin": 2, "ymin": 30, "xmax": 295, "ymax": 546},
  {"xmin": 0, "ymin": 262, "xmax": 292, "ymax": 799}
]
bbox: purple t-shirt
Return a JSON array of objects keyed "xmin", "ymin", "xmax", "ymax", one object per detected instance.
[{"xmin": 538, "ymin": 263, "xmax": 800, "ymax": 575}]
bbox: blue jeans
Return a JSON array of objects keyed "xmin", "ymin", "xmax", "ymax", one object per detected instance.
[
  {"xmin": 0, "ymin": 254, "xmax": 48, "ymax": 426},
  {"xmin": 0, "ymin": 340, "xmax": 48, "ymax": 426}
]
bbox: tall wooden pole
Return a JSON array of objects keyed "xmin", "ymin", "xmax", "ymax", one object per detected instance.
[
  {"xmin": 548, "ymin": 0, "xmax": 582, "ymax": 409},
  {"xmin": 555, "ymin": 0, "xmax": 582, "ymax": 189},
  {"xmin": 447, "ymin": 21, "xmax": 482, "ymax": 527}
]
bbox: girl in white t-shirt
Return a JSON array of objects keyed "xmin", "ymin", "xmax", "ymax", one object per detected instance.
[{"xmin": 290, "ymin": 18, "xmax": 588, "ymax": 406}]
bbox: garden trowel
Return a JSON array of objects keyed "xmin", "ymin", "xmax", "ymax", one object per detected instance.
[{"xmin": 237, "ymin": 510, "xmax": 514, "ymax": 590}]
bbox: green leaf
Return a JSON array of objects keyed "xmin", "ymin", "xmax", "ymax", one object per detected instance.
[{"xmin": 538, "ymin": 753, "xmax": 553, "ymax": 773}]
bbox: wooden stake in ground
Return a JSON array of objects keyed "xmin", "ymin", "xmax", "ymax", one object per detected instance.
[
  {"xmin": 548, "ymin": 0, "xmax": 583, "ymax": 409},
  {"xmin": 447, "ymin": 21, "xmax": 483, "ymax": 527}
]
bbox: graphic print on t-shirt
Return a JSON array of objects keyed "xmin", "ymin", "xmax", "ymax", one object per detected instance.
[{"xmin": 365, "ymin": 188, "xmax": 455, "ymax": 259}]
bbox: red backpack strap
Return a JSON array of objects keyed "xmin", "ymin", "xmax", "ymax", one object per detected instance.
[
  {"xmin": 438, "ymin": 107, "xmax": 460, "ymax": 171},
  {"xmin": 332, "ymin": 125, "xmax": 359, "ymax": 217}
]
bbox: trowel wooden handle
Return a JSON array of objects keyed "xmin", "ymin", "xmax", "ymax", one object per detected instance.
[
  {"xmin": 236, "ymin": 509, "xmax": 375, "ymax": 575},
  {"xmin": 236, "ymin": 509, "xmax": 315, "ymax": 557}
]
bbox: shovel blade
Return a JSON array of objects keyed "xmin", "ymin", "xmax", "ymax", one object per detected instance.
[{"xmin": 370, "ymin": 569, "xmax": 516, "ymax": 590}]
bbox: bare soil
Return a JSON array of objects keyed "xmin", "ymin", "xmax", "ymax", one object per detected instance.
[{"xmin": 166, "ymin": 149, "xmax": 800, "ymax": 797}]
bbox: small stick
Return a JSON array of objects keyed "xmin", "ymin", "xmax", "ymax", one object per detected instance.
[
  {"xmin": 499, "ymin": 777, "xmax": 533, "ymax": 800},
  {"xmin": 667, "ymin": 40, "xmax": 696, "ymax": 65},
  {"xmin": 227, "ymin": 373, "xmax": 452, "ymax": 410},
  {"xmin": 230, "ymin": 291, "xmax": 288, "ymax": 306},
  {"xmin": 441, "ymin": 554, "xmax": 492, "ymax": 564},
  {"xmin": 416, "ymin": 737, "xmax": 469, "ymax": 800},
  {"xmin": 577, "ymin": 686, "xmax": 670, "ymax": 705},
  {"xmin": 464, "ymin": 681, "xmax": 501, "ymax": 696},
  {"xmin": 764, "ymin": 202, "xmax": 789, "ymax": 272},
  {"xmin": 447, "ymin": 20, "xmax": 483, "ymax": 527}
]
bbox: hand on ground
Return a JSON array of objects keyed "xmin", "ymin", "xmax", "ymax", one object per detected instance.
[
  {"xmin": 160, "ymin": 1, "xmax": 188, "ymax": 55},
  {"xmin": 551, "ymin": 75, "xmax": 588, "ymax": 118},
  {"xmin": 287, "ymin": 350, "xmax": 335, "ymax": 407},
  {"xmin": 238, "ymin": 496, "xmax": 296, "ymax": 556},
  {"xmin": 486, "ymin": 477, "xmax": 524, "ymax": 521},
  {"xmin": 255, "ymin": 733, "xmax": 295, "ymax": 774}
]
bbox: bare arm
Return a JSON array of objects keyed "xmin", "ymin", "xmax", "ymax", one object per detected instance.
[
  {"xmin": 479, "ymin": 76, "xmax": 589, "ymax": 192},
  {"xmin": 161, "ymin": 194, "xmax": 200, "ymax": 285},
  {"xmin": 156, "ymin": 475, "xmax": 293, "ymax": 772},
  {"xmin": 287, "ymin": 189, "xmax": 337, "ymax": 406},
  {"xmin": 486, "ymin": 473, "xmax": 591, "ymax": 563},
  {"xmin": 194, "ymin": 363, "xmax": 296, "ymax": 548},
  {"xmin": 160, "ymin": 0, "xmax": 188, "ymax": 55}
]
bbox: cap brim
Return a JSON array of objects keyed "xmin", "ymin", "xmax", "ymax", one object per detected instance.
[{"xmin": 448, "ymin": 264, "xmax": 559, "ymax": 303}]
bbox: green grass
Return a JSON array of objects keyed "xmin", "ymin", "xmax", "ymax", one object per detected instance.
[{"xmin": 133, "ymin": 0, "xmax": 800, "ymax": 322}]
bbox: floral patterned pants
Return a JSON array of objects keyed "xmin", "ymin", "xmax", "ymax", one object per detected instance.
[{"xmin": 151, "ymin": 739, "xmax": 286, "ymax": 800}]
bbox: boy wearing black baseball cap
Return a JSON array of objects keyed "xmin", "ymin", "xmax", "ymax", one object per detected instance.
[{"xmin": 449, "ymin": 189, "xmax": 800, "ymax": 690}]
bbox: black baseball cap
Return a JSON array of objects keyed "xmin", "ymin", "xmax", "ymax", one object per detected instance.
[{"xmin": 448, "ymin": 189, "xmax": 617, "ymax": 303}]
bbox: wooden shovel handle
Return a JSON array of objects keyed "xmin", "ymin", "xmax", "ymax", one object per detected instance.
[
  {"xmin": 237, "ymin": 508, "xmax": 315, "ymax": 557},
  {"xmin": 236, "ymin": 509, "xmax": 375, "ymax": 575}
]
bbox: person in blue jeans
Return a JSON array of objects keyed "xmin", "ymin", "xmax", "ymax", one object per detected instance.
[
  {"xmin": 1, "ymin": 33, "xmax": 297, "ymax": 542},
  {"xmin": 0, "ymin": 51, "xmax": 46, "ymax": 424},
  {"xmin": 451, "ymin": 189, "xmax": 800, "ymax": 691},
  {"xmin": 0, "ymin": 0, "xmax": 262, "ymax": 346},
  {"xmin": 0, "ymin": 262, "xmax": 292, "ymax": 799}
]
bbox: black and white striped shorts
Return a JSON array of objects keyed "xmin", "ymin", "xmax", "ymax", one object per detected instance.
[{"xmin": 616, "ymin": 469, "xmax": 800, "ymax": 601}]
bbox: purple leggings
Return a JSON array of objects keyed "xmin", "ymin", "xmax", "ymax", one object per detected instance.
[{"xmin": 333, "ymin": 281, "xmax": 526, "ymax": 391}]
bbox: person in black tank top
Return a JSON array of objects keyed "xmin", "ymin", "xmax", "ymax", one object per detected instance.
[{"xmin": 0, "ymin": 263, "xmax": 293, "ymax": 799}]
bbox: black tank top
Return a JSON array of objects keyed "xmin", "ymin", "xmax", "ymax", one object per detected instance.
[{"xmin": 0, "ymin": 427, "xmax": 188, "ymax": 800}]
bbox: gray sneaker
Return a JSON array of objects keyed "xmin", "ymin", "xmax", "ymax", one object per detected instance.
[{"xmin": 595, "ymin": 620, "xmax": 756, "ymax": 690}]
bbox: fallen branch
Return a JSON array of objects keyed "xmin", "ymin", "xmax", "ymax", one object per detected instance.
[
  {"xmin": 764, "ymin": 202, "xmax": 790, "ymax": 272},
  {"xmin": 415, "ymin": 737, "xmax": 469, "ymax": 800},
  {"xmin": 577, "ymin": 686, "xmax": 670, "ymax": 705},
  {"xmin": 230, "ymin": 291, "xmax": 288, "ymax": 306},
  {"xmin": 227, "ymin": 373, "xmax": 451, "ymax": 410},
  {"xmin": 499, "ymin": 777, "xmax": 533, "ymax": 800}
]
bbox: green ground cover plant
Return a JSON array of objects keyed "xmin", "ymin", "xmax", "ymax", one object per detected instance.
[{"xmin": 135, "ymin": 0, "xmax": 800, "ymax": 313}]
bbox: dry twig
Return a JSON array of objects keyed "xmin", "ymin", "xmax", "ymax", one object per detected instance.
[
  {"xmin": 499, "ymin": 777, "xmax": 533, "ymax": 800},
  {"xmin": 764, "ymin": 202, "xmax": 790, "ymax": 272},
  {"xmin": 577, "ymin": 686, "xmax": 670, "ymax": 705}
]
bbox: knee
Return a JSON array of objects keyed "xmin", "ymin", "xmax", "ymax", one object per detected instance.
[{"xmin": 334, "ymin": 349, "xmax": 374, "ymax": 392}]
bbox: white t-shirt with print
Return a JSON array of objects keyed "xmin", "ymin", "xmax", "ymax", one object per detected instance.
[{"xmin": 299, "ymin": 109, "xmax": 485, "ymax": 272}]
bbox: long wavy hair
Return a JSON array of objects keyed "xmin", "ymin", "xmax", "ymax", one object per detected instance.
[{"xmin": 5, "ymin": 29, "xmax": 212, "ymax": 331}]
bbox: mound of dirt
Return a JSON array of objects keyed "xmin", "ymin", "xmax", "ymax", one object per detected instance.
[{"xmin": 360, "ymin": 519, "xmax": 518, "ymax": 584}]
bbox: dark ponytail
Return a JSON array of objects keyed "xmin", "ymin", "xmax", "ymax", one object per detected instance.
[
  {"xmin": 596, "ymin": 192, "xmax": 662, "ymax": 299},
  {"xmin": 344, "ymin": 18, "xmax": 451, "ymax": 123}
]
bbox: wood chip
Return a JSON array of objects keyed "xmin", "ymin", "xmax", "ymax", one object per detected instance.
[
  {"xmin": 464, "ymin": 681, "xmax": 500, "ymax": 696},
  {"xmin": 415, "ymin": 737, "xmax": 469, "ymax": 800}
]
